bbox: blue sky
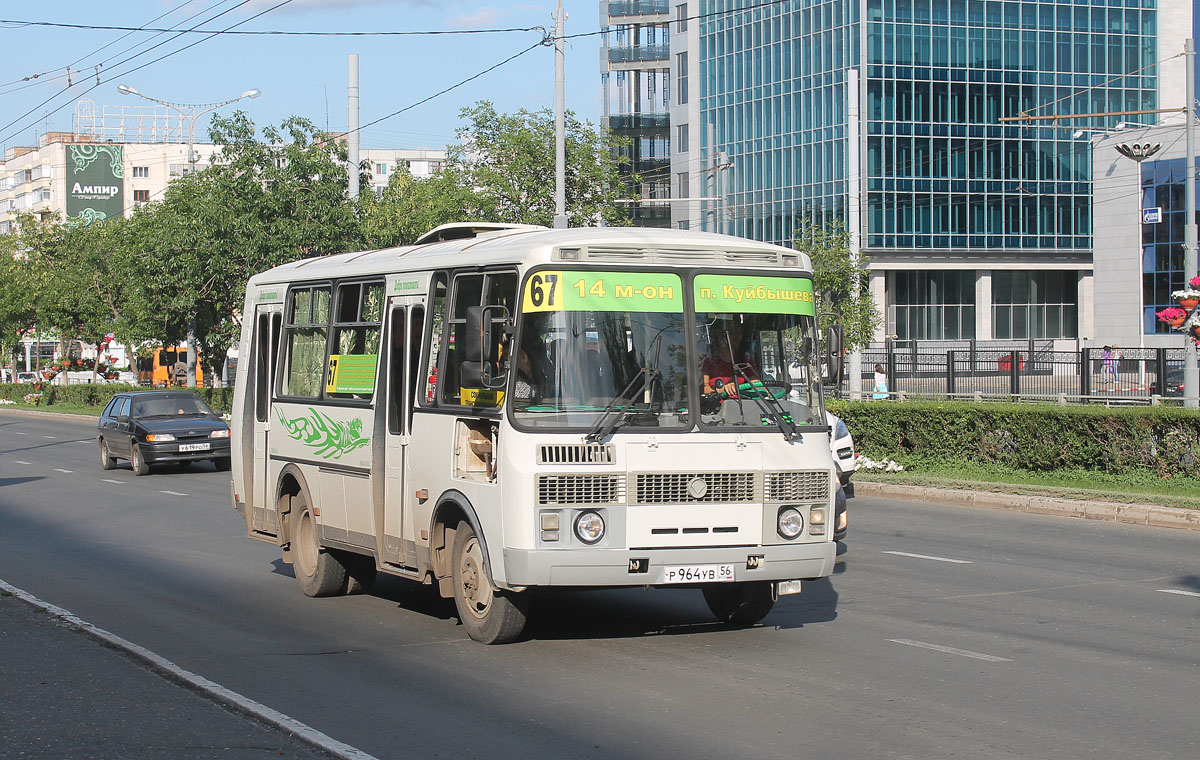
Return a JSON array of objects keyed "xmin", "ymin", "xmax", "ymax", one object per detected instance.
[{"xmin": 0, "ymin": 0, "xmax": 604, "ymax": 152}]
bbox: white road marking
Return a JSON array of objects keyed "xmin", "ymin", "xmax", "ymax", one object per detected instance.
[
  {"xmin": 159, "ymin": 490, "xmax": 188, "ymax": 497},
  {"xmin": 0, "ymin": 578, "xmax": 379, "ymax": 760},
  {"xmin": 1158, "ymin": 589, "xmax": 1200, "ymax": 598},
  {"xmin": 13, "ymin": 460, "xmax": 31, "ymax": 465},
  {"xmin": 883, "ymin": 550, "xmax": 973, "ymax": 564},
  {"xmin": 53, "ymin": 469, "xmax": 72, "ymax": 474},
  {"xmin": 102, "ymin": 479, "xmax": 125, "ymax": 485},
  {"xmin": 13, "ymin": 431, "xmax": 26, "ymax": 435},
  {"xmin": 42, "ymin": 435, "xmax": 56, "ymax": 439},
  {"xmin": 888, "ymin": 639, "xmax": 1012, "ymax": 662}
]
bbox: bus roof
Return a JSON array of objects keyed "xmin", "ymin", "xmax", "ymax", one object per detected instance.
[{"xmin": 246, "ymin": 225, "xmax": 812, "ymax": 288}]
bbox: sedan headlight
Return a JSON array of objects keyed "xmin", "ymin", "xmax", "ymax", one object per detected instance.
[
  {"xmin": 834, "ymin": 418, "xmax": 849, "ymax": 440},
  {"xmin": 210, "ymin": 429, "xmax": 231, "ymax": 438},
  {"xmin": 777, "ymin": 507, "xmax": 804, "ymax": 539},
  {"xmin": 145, "ymin": 433, "xmax": 175, "ymax": 442}
]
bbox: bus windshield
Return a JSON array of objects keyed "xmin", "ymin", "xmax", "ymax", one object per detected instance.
[{"xmin": 511, "ymin": 271, "xmax": 689, "ymax": 429}]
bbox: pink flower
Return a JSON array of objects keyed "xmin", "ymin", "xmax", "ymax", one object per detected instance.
[
  {"xmin": 1156, "ymin": 306, "xmax": 1187, "ymax": 323},
  {"xmin": 1190, "ymin": 276, "xmax": 1200, "ymax": 289}
]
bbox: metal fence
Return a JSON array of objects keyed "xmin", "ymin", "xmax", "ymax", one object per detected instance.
[{"xmin": 837, "ymin": 341, "xmax": 1190, "ymax": 405}]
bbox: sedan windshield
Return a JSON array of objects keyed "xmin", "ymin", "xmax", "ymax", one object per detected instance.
[
  {"xmin": 511, "ymin": 271, "xmax": 689, "ymax": 430},
  {"xmin": 132, "ymin": 395, "xmax": 215, "ymax": 418}
]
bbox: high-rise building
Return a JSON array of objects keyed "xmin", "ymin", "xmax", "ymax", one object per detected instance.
[
  {"xmin": 601, "ymin": 0, "xmax": 674, "ymax": 227},
  {"xmin": 658, "ymin": 0, "xmax": 1194, "ymax": 343}
]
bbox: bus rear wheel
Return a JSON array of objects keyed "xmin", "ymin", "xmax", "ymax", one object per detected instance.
[
  {"xmin": 702, "ymin": 581, "xmax": 776, "ymax": 626},
  {"xmin": 290, "ymin": 491, "xmax": 348, "ymax": 597},
  {"xmin": 451, "ymin": 521, "xmax": 527, "ymax": 644}
]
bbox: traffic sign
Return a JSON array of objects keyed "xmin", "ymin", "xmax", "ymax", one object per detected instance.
[{"xmin": 1142, "ymin": 207, "xmax": 1163, "ymax": 224}]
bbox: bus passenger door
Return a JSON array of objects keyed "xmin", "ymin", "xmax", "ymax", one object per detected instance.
[
  {"xmin": 251, "ymin": 306, "xmax": 282, "ymax": 533},
  {"xmin": 382, "ymin": 302, "xmax": 423, "ymax": 565}
]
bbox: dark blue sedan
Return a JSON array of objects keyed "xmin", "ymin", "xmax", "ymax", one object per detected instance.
[{"xmin": 97, "ymin": 391, "xmax": 231, "ymax": 476}]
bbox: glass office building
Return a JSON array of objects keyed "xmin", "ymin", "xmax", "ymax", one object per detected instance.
[{"xmin": 661, "ymin": 0, "xmax": 1191, "ymax": 342}]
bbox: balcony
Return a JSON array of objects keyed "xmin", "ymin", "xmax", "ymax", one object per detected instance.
[
  {"xmin": 607, "ymin": 0, "xmax": 669, "ymax": 19},
  {"xmin": 608, "ymin": 44, "xmax": 669, "ymax": 65},
  {"xmin": 606, "ymin": 113, "xmax": 670, "ymax": 131}
]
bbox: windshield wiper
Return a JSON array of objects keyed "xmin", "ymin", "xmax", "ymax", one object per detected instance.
[
  {"xmin": 732, "ymin": 362, "xmax": 801, "ymax": 441},
  {"xmin": 585, "ymin": 368, "xmax": 657, "ymax": 443}
]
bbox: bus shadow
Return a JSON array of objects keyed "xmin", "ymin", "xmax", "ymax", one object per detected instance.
[
  {"xmin": 268, "ymin": 559, "xmax": 458, "ymax": 620},
  {"xmin": 0, "ymin": 476, "xmax": 46, "ymax": 488},
  {"xmin": 524, "ymin": 578, "xmax": 839, "ymax": 642}
]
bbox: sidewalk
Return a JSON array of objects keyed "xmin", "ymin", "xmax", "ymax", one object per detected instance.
[
  {"xmin": 854, "ymin": 481, "xmax": 1200, "ymax": 531},
  {"xmin": 0, "ymin": 589, "xmax": 348, "ymax": 760}
]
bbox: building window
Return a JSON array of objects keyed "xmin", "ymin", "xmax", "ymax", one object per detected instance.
[
  {"xmin": 677, "ymin": 172, "xmax": 690, "ymax": 200},
  {"xmin": 38, "ymin": 189, "xmax": 51, "ymax": 202},
  {"xmin": 992, "ymin": 271, "xmax": 1077, "ymax": 340},
  {"xmin": 677, "ymin": 123, "xmax": 689, "ymax": 151},
  {"xmin": 676, "ymin": 52, "xmax": 688, "ymax": 105},
  {"xmin": 677, "ymin": 219, "xmax": 690, "ymax": 230},
  {"xmin": 169, "ymin": 164, "xmax": 187, "ymax": 177},
  {"xmin": 890, "ymin": 270, "xmax": 976, "ymax": 340},
  {"xmin": 133, "ymin": 190, "xmax": 150, "ymax": 204},
  {"xmin": 675, "ymin": 3, "xmax": 688, "ymax": 33},
  {"xmin": 377, "ymin": 163, "xmax": 388, "ymax": 175},
  {"xmin": 132, "ymin": 166, "xmax": 150, "ymax": 178}
]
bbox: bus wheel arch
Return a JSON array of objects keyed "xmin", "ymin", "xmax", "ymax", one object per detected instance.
[
  {"xmin": 429, "ymin": 491, "xmax": 491, "ymax": 599},
  {"xmin": 274, "ymin": 464, "xmax": 308, "ymax": 555}
]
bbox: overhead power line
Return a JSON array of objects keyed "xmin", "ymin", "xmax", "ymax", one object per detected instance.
[{"xmin": 0, "ymin": 18, "xmax": 547, "ymax": 37}]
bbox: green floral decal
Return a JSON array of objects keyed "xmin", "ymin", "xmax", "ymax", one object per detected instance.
[
  {"xmin": 65, "ymin": 208, "xmax": 108, "ymax": 228},
  {"xmin": 71, "ymin": 144, "xmax": 125, "ymax": 178},
  {"xmin": 277, "ymin": 407, "xmax": 369, "ymax": 459}
]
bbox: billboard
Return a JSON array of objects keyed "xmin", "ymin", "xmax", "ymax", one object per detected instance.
[{"xmin": 65, "ymin": 144, "xmax": 124, "ymax": 226}]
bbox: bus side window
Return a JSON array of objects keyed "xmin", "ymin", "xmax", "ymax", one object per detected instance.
[
  {"xmin": 408, "ymin": 306, "xmax": 424, "ymax": 426},
  {"xmin": 485, "ymin": 272, "xmax": 517, "ymax": 377},
  {"xmin": 281, "ymin": 286, "xmax": 330, "ymax": 398},
  {"xmin": 328, "ymin": 281, "xmax": 384, "ymax": 400},
  {"xmin": 440, "ymin": 274, "xmax": 484, "ymax": 406},
  {"xmin": 423, "ymin": 275, "xmax": 447, "ymax": 407}
]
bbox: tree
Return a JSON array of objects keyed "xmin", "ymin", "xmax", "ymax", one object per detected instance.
[
  {"xmin": 792, "ymin": 219, "xmax": 880, "ymax": 351},
  {"xmin": 449, "ymin": 101, "xmax": 631, "ymax": 227},
  {"xmin": 357, "ymin": 165, "xmax": 476, "ymax": 249}
]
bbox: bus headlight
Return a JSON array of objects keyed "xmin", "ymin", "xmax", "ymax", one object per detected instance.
[
  {"xmin": 574, "ymin": 511, "xmax": 605, "ymax": 544},
  {"xmin": 777, "ymin": 507, "xmax": 804, "ymax": 539},
  {"xmin": 809, "ymin": 507, "xmax": 826, "ymax": 536}
]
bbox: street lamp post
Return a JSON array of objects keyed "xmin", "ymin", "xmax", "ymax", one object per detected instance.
[{"xmin": 116, "ymin": 84, "xmax": 261, "ymax": 388}]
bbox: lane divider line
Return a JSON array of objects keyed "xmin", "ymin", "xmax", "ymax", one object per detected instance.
[
  {"xmin": 1157, "ymin": 589, "xmax": 1200, "ymax": 598},
  {"xmin": 13, "ymin": 460, "xmax": 31, "ymax": 465},
  {"xmin": 159, "ymin": 490, "xmax": 188, "ymax": 497},
  {"xmin": 882, "ymin": 550, "xmax": 973, "ymax": 564},
  {"xmin": 888, "ymin": 638, "xmax": 1012, "ymax": 662},
  {"xmin": 53, "ymin": 469, "xmax": 73, "ymax": 474},
  {"xmin": 0, "ymin": 578, "xmax": 380, "ymax": 760},
  {"xmin": 101, "ymin": 479, "xmax": 125, "ymax": 485},
  {"xmin": 42, "ymin": 435, "xmax": 56, "ymax": 439}
]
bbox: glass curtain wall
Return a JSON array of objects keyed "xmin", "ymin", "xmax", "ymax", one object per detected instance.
[
  {"xmin": 1141, "ymin": 157, "xmax": 1199, "ymax": 335},
  {"xmin": 890, "ymin": 270, "xmax": 976, "ymax": 340},
  {"xmin": 865, "ymin": 0, "xmax": 1159, "ymax": 252},
  {"xmin": 698, "ymin": 0, "xmax": 859, "ymax": 244}
]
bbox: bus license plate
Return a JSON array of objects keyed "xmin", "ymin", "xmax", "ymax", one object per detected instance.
[
  {"xmin": 662, "ymin": 564, "xmax": 735, "ymax": 584},
  {"xmin": 179, "ymin": 443, "xmax": 210, "ymax": 452}
]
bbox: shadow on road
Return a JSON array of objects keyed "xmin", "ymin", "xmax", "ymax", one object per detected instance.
[{"xmin": 0, "ymin": 476, "xmax": 46, "ymax": 488}]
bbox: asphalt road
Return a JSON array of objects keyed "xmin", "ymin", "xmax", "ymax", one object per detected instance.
[{"xmin": 1, "ymin": 411, "xmax": 1198, "ymax": 759}]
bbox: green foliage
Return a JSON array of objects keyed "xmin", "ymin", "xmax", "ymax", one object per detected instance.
[
  {"xmin": 357, "ymin": 166, "xmax": 475, "ymax": 248},
  {"xmin": 828, "ymin": 400, "xmax": 1200, "ymax": 478},
  {"xmin": 793, "ymin": 219, "xmax": 879, "ymax": 350},
  {"xmin": 0, "ymin": 383, "xmax": 232, "ymax": 413}
]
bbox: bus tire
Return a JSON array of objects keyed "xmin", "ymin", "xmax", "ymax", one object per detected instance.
[
  {"xmin": 702, "ymin": 581, "xmax": 776, "ymax": 626},
  {"xmin": 451, "ymin": 521, "xmax": 527, "ymax": 644},
  {"xmin": 131, "ymin": 444, "xmax": 151, "ymax": 476},
  {"xmin": 214, "ymin": 457, "xmax": 231, "ymax": 472},
  {"xmin": 290, "ymin": 491, "xmax": 348, "ymax": 597},
  {"xmin": 99, "ymin": 440, "xmax": 116, "ymax": 470}
]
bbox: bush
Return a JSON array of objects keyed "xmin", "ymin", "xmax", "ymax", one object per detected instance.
[
  {"xmin": 0, "ymin": 382, "xmax": 234, "ymax": 414},
  {"xmin": 827, "ymin": 400, "xmax": 1200, "ymax": 478}
]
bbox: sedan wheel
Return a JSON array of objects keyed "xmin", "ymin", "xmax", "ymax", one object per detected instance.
[
  {"xmin": 99, "ymin": 440, "xmax": 116, "ymax": 471},
  {"xmin": 130, "ymin": 444, "xmax": 150, "ymax": 476}
]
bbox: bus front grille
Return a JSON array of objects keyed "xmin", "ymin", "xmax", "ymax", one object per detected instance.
[
  {"xmin": 537, "ymin": 474, "xmax": 625, "ymax": 505},
  {"xmin": 634, "ymin": 473, "xmax": 756, "ymax": 504},
  {"xmin": 764, "ymin": 471, "xmax": 830, "ymax": 502}
]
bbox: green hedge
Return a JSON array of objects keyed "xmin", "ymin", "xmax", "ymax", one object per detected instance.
[
  {"xmin": 827, "ymin": 400, "xmax": 1200, "ymax": 477},
  {"xmin": 0, "ymin": 383, "xmax": 234, "ymax": 414}
]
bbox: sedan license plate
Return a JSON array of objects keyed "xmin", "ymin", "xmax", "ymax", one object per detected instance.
[
  {"xmin": 178, "ymin": 443, "xmax": 211, "ymax": 452},
  {"xmin": 662, "ymin": 564, "xmax": 735, "ymax": 584}
]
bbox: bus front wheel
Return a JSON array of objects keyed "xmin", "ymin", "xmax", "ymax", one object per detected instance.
[
  {"xmin": 451, "ymin": 521, "xmax": 528, "ymax": 644},
  {"xmin": 702, "ymin": 581, "xmax": 776, "ymax": 626},
  {"xmin": 290, "ymin": 491, "xmax": 348, "ymax": 597}
]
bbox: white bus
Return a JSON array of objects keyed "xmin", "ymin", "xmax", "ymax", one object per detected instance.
[{"xmin": 231, "ymin": 223, "xmax": 843, "ymax": 643}]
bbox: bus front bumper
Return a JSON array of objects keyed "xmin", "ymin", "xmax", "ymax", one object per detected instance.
[{"xmin": 502, "ymin": 541, "xmax": 835, "ymax": 589}]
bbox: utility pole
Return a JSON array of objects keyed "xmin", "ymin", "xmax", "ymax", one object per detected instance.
[
  {"xmin": 847, "ymin": 67, "xmax": 863, "ymax": 399},
  {"xmin": 553, "ymin": 1, "xmax": 567, "ymax": 229},
  {"xmin": 1185, "ymin": 38, "xmax": 1197, "ymax": 408},
  {"xmin": 348, "ymin": 54, "xmax": 360, "ymax": 202}
]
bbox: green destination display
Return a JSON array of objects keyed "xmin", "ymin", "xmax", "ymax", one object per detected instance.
[
  {"xmin": 326, "ymin": 354, "xmax": 378, "ymax": 394},
  {"xmin": 65, "ymin": 145, "xmax": 124, "ymax": 227},
  {"xmin": 522, "ymin": 271, "xmax": 683, "ymax": 313},
  {"xmin": 693, "ymin": 274, "xmax": 815, "ymax": 316}
]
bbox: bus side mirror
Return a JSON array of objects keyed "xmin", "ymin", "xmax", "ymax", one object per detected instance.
[
  {"xmin": 462, "ymin": 305, "xmax": 508, "ymax": 390},
  {"xmin": 822, "ymin": 321, "xmax": 844, "ymax": 385}
]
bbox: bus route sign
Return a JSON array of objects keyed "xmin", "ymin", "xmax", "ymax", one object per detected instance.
[
  {"xmin": 693, "ymin": 274, "xmax": 815, "ymax": 316},
  {"xmin": 522, "ymin": 271, "xmax": 683, "ymax": 313}
]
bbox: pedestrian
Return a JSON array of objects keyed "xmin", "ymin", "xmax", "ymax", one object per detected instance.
[
  {"xmin": 1101, "ymin": 345, "xmax": 1114, "ymax": 382},
  {"xmin": 872, "ymin": 363, "xmax": 889, "ymax": 400}
]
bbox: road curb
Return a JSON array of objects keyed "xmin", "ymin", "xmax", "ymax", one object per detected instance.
[
  {"xmin": 0, "ymin": 407, "xmax": 96, "ymax": 422},
  {"xmin": 853, "ymin": 481, "xmax": 1200, "ymax": 531}
]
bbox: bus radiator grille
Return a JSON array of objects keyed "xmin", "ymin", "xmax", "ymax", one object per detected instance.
[
  {"xmin": 634, "ymin": 473, "xmax": 756, "ymax": 504},
  {"xmin": 537, "ymin": 474, "xmax": 626, "ymax": 505},
  {"xmin": 764, "ymin": 471, "xmax": 830, "ymax": 502}
]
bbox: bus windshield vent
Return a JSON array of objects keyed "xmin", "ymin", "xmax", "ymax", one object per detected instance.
[{"xmin": 538, "ymin": 444, "xmax": 614, "ymax": 465}]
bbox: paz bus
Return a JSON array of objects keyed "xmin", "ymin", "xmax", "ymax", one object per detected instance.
[{"xmin": 230, "ymin": 223, "xmax": 842, "ymax": 643}]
